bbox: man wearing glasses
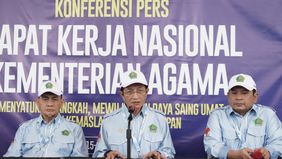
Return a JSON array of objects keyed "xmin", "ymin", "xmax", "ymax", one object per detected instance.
[{"xmin": 93, "ymin": 70, "xmax": 175, "ymax": 159}]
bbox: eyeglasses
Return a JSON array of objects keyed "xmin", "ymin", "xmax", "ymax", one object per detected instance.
[{"xmin": 123, "ymin": 89, "xmax": 147, "ymax": 96}]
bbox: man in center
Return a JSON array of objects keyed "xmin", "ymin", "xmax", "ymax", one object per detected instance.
[{"xmin": 93, "ymin": 70, "xmax": 175, "ymax": 159}]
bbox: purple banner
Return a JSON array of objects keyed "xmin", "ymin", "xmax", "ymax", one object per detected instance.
[{"xmin": 1, "ymin": 0, "xmax": 282, "ymax": 158}]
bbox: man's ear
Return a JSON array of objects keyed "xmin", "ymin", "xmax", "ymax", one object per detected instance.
[
  {"xmin": 35, "ymin": 98, "xmax": 41, "ymax": 111},
  {"xmin": 35, "ymin": 97, "xmax": 39, "ymax": 105},
  {"xmin": 253, "ymin": 92, "xmax": 259, "ymax": 103},
  {"xmin": 120, "ymin": 90, "xmax": 124, "ymax": 97}
]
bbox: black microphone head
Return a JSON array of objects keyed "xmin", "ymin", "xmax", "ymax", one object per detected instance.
[
  {"xmin": 128, "ymin": 106, "xmax": 134, "ymax": 121},
  {"xmin": 128, "ymin": 106, "xmax": 135, "ymax": 113}
]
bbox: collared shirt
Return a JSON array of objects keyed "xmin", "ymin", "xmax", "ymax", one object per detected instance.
[
  {"xmin": 4, "ymin": 114, "xmax": 88, "ymax": 157},
  {"xmin": 93, "ymin": 104, "xmax": 176, "ymax": 158},
  {"xmin": 204, "ymin": 104, "xmax": 282, "ymax": 159}
]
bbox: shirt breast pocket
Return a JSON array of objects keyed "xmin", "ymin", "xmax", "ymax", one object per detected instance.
[
  {"xmin": 53, "ymin": 135, "xmax": 75, "ymax": 155},
  {"xmin": 247, "ymin": 127, "xmax": 266, "ymax": 148},
  {"xmin": 143, "ymin": 133, "xmax": 163, "ymax": 151},
  {"xmin": 222, "ymin": 128, "xmax": 239, "ymax": 148},
  {"xmin": 22, "ymin": 138, "xmax": 40, "ymax": 153},
  {"xmin": 108, "ymin": 135, "xmax": 126, "ymax": 153}
]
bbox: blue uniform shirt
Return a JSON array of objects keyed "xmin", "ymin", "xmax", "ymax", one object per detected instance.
[
  {"xmin": 4, "ymin": 114, "xmax": 88, "ymax": 157},
  {"xmin": 204, "ymin": 104, "xmax": 282, "ymax": 159},
  {"xmin": 93, "ymin": 104, "xmax": 176, "ymax": 158}
]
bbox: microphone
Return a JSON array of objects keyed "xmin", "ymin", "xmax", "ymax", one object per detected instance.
[
  {"xmin": 126, "ymin": 106, "xmax": 134, "ymax": 159},
  {"xmin": 128, "ymin": 106, "xmax": 135, "ymax": 121}
]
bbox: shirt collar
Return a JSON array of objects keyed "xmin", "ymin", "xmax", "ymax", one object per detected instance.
[
  {"xmin": 228, "ymin": 104, "xmax": 258, "ymax": 116},
  {"xmin": 251, "ymin": 104, "xmax": 259, "ymax": 114},
  {"xmin": 139, "ymin": 104, "xmax": 148, "ymax": 117},
  {"xmin": 121, "ymin": 103, "xmax": 148, "ymax": 118},
  {"xmin": 37, "ymin": 114, "xmax": 61, "ymax": 124}
]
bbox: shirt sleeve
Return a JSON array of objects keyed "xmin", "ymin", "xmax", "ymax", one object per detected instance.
[
  {"xmin": 3, "ymin": 124, "xmax": 25, "ymax": 157},
  {"xmin": 92, "ymin": 121, "xmax": 109, "ymax": 158},
  {"xmin": 70, "ymin": 125, "xmax": 89, "ymax": 157},
  {"xmin": 157, "ymin": 117, "xmax": 176, "ymax": 159},
  {"xmin": 264, "ymin": 111, "xmax": 282, "ymax": 158},
  {"xmin": 203, "ymin": 111, "xmax": 230, "ymax": 159}
]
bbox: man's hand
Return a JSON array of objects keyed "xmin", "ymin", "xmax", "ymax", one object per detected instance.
[
  {"xmin": 105, "ymin": 150, "xmax": 126, "ymax": 159},
  {"xmin": 240, "ymin": 148, "xmax": 255, "ymax": 159},
  {"xmin": 143, "ymin": 151, "xmax": 166, "ymax": 159},
  {"xmin": 227, "ymin": 148, "xmax": 254, "ymax": 159},
  {"xmin": 228, "ymin": 147, "xmax": 270, "ymax": 159}
]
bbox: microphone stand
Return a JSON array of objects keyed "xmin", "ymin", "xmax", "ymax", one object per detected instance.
[{"xmin": 127, "ymin": 109, "xmax": 133, "ymax": 159}]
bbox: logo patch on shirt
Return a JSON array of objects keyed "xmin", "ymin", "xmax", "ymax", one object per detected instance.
[
  {"xmin": 117, "ymin": 128, "xmax": 123, "ymax": 133},
  {"xmin": 62, "ymin": 130, "xmax": 70, "ymax": 136},
  {"xmin": 149, "ymin": 124, "xmax": 157, "ymax": 133},
  {"xmin": 254, "ymin": 117, "xmax": 263, "ymax": 126}
]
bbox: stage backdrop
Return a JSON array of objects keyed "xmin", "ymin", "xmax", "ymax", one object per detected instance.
[{"xmin": 0, "ymin": 0, "xmax": 282, "ymax": 158}]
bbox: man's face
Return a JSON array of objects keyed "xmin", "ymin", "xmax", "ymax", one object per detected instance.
[
  {"xmin": 36, "ymin": 92, "xmax": 64, "ymax": 122},
  {"xmin": 227, "ymin": 86, "xmax": 257, "ymax": 116},
  {"xmin": 121, "ymin": 83, "xmax": 148, "ymax": 114}
]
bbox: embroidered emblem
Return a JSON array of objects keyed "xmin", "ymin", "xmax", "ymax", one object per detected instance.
[
  {"xmin": 129, "ymin": 71, "xmax": 137, "ymax": 79},
  {"xmin": 236, "ymin": 75, "xmax": 245, "ymax": 82},
  {"xmin": 254, "ymin": 117, "xmax": 263, "ymax": 126},
  {"xmin": 149, "ymin": 124, "xmax": 157, "ymax": 133},
  {"xmin": 45, "ymin": 82, "xmax": 53, "ymax": 89},
  {"xmin": 62, "ymin": 130, "xmax": 70, "ymax": 136},
  {"xmin": 117, "ymin": 128, "xmax": 123, "ymax": 133}
]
